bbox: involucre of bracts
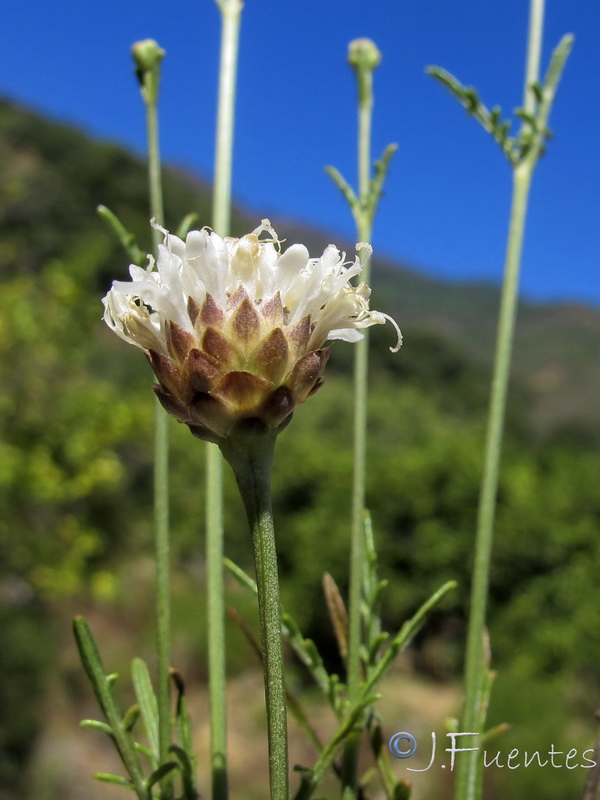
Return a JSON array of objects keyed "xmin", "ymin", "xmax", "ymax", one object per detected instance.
[{"xmin": 103, "ymin": 220, "xmax": 401, "ymax": 443}]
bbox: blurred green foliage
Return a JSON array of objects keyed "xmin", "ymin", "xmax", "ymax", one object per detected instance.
[{"xmin": 1, "ymin": 97, "xmax": 599, "ymax": 799}]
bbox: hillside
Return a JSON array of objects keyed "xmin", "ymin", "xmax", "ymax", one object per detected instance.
[{"xmin": 2, "ymin": 96, "xmax": 597, "ymax": 435}]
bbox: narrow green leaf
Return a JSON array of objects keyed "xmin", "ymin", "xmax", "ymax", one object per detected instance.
[
  {"xmin": 390, "ymin": 580, "xmax": 456, "ymax": 653},
  {"xmin": 368, "ymin": 142, "xmax": 398, "ymax": 215},
  {"xmin": 295, "ymin": 638, "xmax": 330, "ymax": 693},
  {"xmin": 515, "ymin": 109, "xmax": 538, "ymax": 129},
  {"xmin": 367, "ymin": 632, "xmax": 389, "ymax": 665},
  {"xmin": 499, "ymin": 122, "xmax": 512, "ymax": 142},
  {"xmin": 73, "ymin": 617, "xmax": 113, "ymax": 719},
  {"xmin": 462, "ymin": 87, "xmax": 480, "ymax": 112},
  {"xmin": 97, "ymin": 205, "xmax": 146, "ymax": 266},
  {"xmin": 427, "ymin": 64, "xmax": 523, "ymax": 165},
  {"xmin": 482, "ymin": 722, "xmax": 510, "ymax": 744},
  {"xmin": 541, "ymin": 34, "xmax": 574, "ymax": 97},
  {"xmin": 327, "ymin": 673, "xmax": 345, "ymax": 715},
  {"xmin": 147, "ymin": 760, "xmax": 178, "ymax": 789},
  {"xmin": 131, "ymin": 658, "xmax": 159, "ymax": 760},
  {"xmin": 363, "ymin": 580, "xmax": 457, "ymax": 695},
  {"xmin": 123, "ymin": 704, "xmax": 141, "ymax": 733},
  {"xmin": 94, "ymin": 772, "xmax": 134, "ymax": 788},
  {"xmin": 223, "ymin": 558, "xmax": 257, "ymax": 594},
  {"xmin": 170, "ymin": 744, "xmax": 199, "ymax": 800},
  {"xmin": 371, "ymin": 579, "xmax": 388, "ymax": 611},
  {"xmin": 171, "ymin": 669, "xmax": 194, "ymax": 759},
  {"xmin": 530, "ymin": 81, "xmax": 544, "ymax": 103},
  {"xmin": 325, "ymin": 165, "xmax": 359, "ymax": 210},
  {"xmin": 134, "ymin": 742, "xmax": 155, "ymax": 762},
  {"xmin": 73, "ymin": 618, "xmax": 148, "ymax": 796},
  {"xmin": 426, "ymin": 65, "xmax": 462, "ymax": 96},
  {"xmin": 81, "ymin": 719, "xmax": 113, "ymax": 736}
]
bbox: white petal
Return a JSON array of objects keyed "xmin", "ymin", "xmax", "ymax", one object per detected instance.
[
  {"xmin": 327, "ymin": 328, "xmax": 365, "ymax": 343},
  {"xmin": 278, "ymin": 244, "xmax": 309, "ymax": 274},
  {"xmin": 103, "ymin": 220, "xmax": 400, "ymax": 363}
]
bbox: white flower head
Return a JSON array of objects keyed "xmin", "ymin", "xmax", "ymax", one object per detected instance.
[{"xmin": 103, "ymin": 220, "xmax": 401, "ymax": 443}]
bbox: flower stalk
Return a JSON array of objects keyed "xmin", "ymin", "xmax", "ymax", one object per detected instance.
[
  {"xmin": 132, "ymin": 38, "xmax": 172, "ymax": 797},
  {"xmin": 454, "ymin": 157, "xmax": 534, "ymax": 800},
  {"xmin": 326, "ymin": 39, "xmax": 397, "ymax": 799},
  {"xmin": 344, "ymin": 40, "xmax": 378, "ymax": 799},
  {"xmin": 438, "ymin": 2, "xmax": 574, "ymax": 797},
  {"xmin": 207, "ymin": 3, "xmax": 243, "ymax": 799},
  {"xmin": 219, "ymin": 425, "xmax": 289, "ymax": 800}
]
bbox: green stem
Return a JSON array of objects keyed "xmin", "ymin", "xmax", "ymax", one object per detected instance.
[
  {"xmin": 207, "ymin": 4, "xmax": 243, "ymax": 800},
  {"xmin": 455, "ymin": 165, "xmax": 533, "ymax": 800},
  {"xmin": 523, "ymin": 0, "xmax": 545, "ymax": 117},
  {"xmin": 220, "ymin": 429, "xmax": 289, "ymax": 800},
  {"xmin": 136, "ymin": 40, "xmax": 172, "ymax": 796},
  {"xmin": 213, "ymin": 0, "xmax": 242, "ymax": 236},
  {"xmin": 206, "ymin": 443, "xmax": 227, "ymax": 800},
  {"xmin": 343, "ymin": 41, "xmax": 378, "ymax": 799},
  {"xmin": 146, "ymin": 98, "xmax": 165, "ymax": 251},
  {"xmin": 154, "ymin": 399, "xmax": 172, "ymax": 791},
  {"xmin": 453, "ymin": 4, "xmax": 543, "ymax": 797}
]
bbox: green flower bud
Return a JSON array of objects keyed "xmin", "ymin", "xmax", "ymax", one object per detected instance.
[
  {"xmin": 131, "ymin": 40, "xmax": 165, "ymax": 102},
  {"xmin": 348, "ymin": 38, "xmax": 381, "ymax": 73},
  {"xmin": 131, "ymin": 39, "xmax": 165, "ymax": 74}
]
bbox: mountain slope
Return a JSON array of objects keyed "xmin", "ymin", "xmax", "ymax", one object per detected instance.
[{"xmin": 1, "ymin": 96, "xmax": 598, "ymax": 434}]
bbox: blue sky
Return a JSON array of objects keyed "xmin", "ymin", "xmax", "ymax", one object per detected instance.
[{"xmin": 1, "ymin": 0, "xmax": 598, "ymax": 305}]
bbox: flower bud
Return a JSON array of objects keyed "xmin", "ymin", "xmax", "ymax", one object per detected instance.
[
  {"xmin": 131, "ymin": 39, "xmax": 165, "ymax": 74},
  {"xmin": 131, "ymin": 39, "xmax": 165, "ymax": 102},
  {"xmin": 348, "ymin": 38, "xmax": 381, "ymax": 72}
]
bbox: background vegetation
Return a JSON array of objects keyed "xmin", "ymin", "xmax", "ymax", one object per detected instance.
[{"xmin": 1, "ymin": 97, "xmax": 599, "ymax": 799}]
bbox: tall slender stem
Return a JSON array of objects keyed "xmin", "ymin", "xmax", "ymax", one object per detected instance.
[
  {"xmin": 206, "ymin": 443, "xmax": 227, "ymax": 800},
  {"xmin": 207, "ymin": 5, "xmax": 243, "ymax": 800},
  {"xmin": 523, "ymin": 0, "xmax": 545, "ymax": 116},
  {"xmin": 213, "ymin": 0, "xmax": 242, "ymax": 235},
  {"xmin": 154, "ymin": 399, "xmax": 172, "ymax": 791},
  {"xmin": 453, "ymin": 166, "xmax": 532, "ymax": 800},
  {"xmin": 220, "ymin": 430, "xmax": 289, "ymax": 800},
  {"xmin": 133, "ymin": 40, "xmax": 172, "ymax": 797},
  {"xmin": 453, "ymin": 4, "xmax": 544, "ymax": 797},
  {"xmin": 343, "ymin": 40, "xmax": 379, "ymax": 800}
]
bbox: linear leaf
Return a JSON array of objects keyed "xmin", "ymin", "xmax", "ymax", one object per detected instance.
[
  {"xmin": 97, "ymin": 205, "xmax": 145, "ymax": 266},
  {"xmin": 147, "ymin": 761, "xmax": 178, "ymax": 789},
  {"xmin": 131, "ymin": 658, "xmax": 159, "ymax": 760},
  {"xmin": 94, "ymin": 772, "xmax": 134, "ymax": 788},
  {"xmin": 81, "ymin": 719, "xmax": 113, "ymax": 736}
]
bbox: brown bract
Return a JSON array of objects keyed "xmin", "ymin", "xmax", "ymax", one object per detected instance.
[{"xmin": 148, "ymin": 287, "xmax": 331, "ymax": 444}]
